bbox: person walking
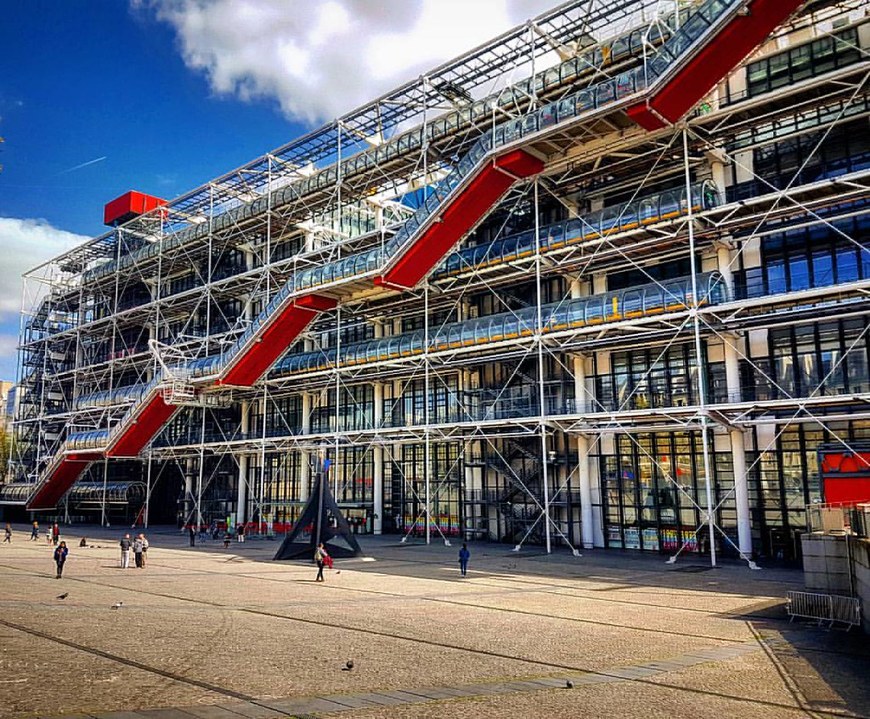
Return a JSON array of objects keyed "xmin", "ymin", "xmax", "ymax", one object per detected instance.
[
  {"xmin": 314, "ymin": 542, "xmax": 329, "ymax": 582},
  {"xmin": 30, "ymin": 521, "xmax": 39, "ymax": 541},
  {"xmin": 3, "ymin": 523, "xmax": 11, "ymax": 543},
  {"xmin": 51, "ymin": 523, "xmax": 60, "ymax": 546},
  {"xmin": 188, "ymin": 524, "xmax": 196, "ymax": 547},
  {"xmin": 237, "ymin": 523, "xmax": 245, "ymax": 543},
  {"xmin": 458, "ymin": 543, "xmax": 470, "ymax": 577},
  {"xmin": 120, "ymin": 533, "xmax": 132, "ymax": 568},
  {"xmin": 54, "ymin": 541, "xmax": 69, "ymax": 578}
]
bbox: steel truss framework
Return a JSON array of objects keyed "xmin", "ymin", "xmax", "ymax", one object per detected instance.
[{"xmin": 6, "ymin": 0, "xmax": 870, "ymax": 566}]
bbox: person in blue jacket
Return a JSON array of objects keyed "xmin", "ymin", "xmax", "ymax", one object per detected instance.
[
  {"xmin": 458, "ymin": 543, "xmax": 470, "ymax": 577},
  {"xmin": 54, "ymin": 541, "xmax": 69, "ymax": 579}
]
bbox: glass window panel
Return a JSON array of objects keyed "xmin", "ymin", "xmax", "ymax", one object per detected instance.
[{"xmin": 789, "ymin": 256, "xmax": 810, "ymax": 291}]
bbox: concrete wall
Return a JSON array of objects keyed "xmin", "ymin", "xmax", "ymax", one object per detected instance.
[
  {"xmin": 801, "ymin": 534, "xmax": 870, "ymax": 633},
  {"xmin": 801, "ymin": 534, "xmax": 853, "ymax": 595},
  {"xmin": 853, "ymin": 539, "xmax": 870, "ymax": 634}
]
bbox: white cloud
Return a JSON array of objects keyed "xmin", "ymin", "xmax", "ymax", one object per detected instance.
[
  {"xmin": 138, "ymin": 0, "xmax": 556, "ymax": 124},
  {"xmin": 0, "ymin": 217, "xmax": 89, "ymax": 317}
]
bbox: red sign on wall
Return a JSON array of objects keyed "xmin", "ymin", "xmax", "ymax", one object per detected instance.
[{"xmin": 819, "ymin": 450, "xmax": 870, "ymax": 506}]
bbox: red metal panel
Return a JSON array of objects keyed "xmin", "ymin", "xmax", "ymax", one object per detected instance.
[
  {"xmin": 821, "ymin": 450, "xmax": 870, "ymax": 505},
  {"xmin": 824, "ymin": 478, "xmax": 870, "ymax": 506},
  {"xmin": 379, "ymin": 149, "xmax": 543, "ymax": 288},
  {"xmin": 104, "ymin": 191, "xmax": 167, "ymax": 226},
  {"xmin": 627, "ymin": 0, "xmax": 804, "ymax": 129},
  {"xmin": 220, "ymin": 295, "xmax": 337, "ymax": 387},
  {"xmin": 107, "ymin": 393, "xmax": 177, "ymax": 457},
  {"xmin": 26, "ymin": 453, "xmax": 102, "ymax": 510}
]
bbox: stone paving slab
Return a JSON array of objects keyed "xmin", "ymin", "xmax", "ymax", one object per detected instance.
[
  {"xmin": 213, "ymin": 703, "xmax": 277, "ymax": 718},
  {"xmin": 136, "ymin": 710, "xmax": 201, "ymax": 719},
  {"xmin": 318, "ymin": 694, "xmax": 383, "ymax": 709},
  {"xmin": 401, "ymin": 687, "xmax": 461, "ymax": 700},
  {"xmin": 165, "ymin": 706, "xmax": 248, "ymax": 719},
  {"xmin": 346, "ymin": 693, "xmax": 410, "ymax": 706},
  {"xmin": 94, "ymin": 712, "xmax": 155, "ymax": 719},
  {"xmin": 256, "ymin": 698, "xmax": 318, "ymax": 715},
  {"xmin": 369, "ymin": 690, "xmax": 433, "ymax": 703}
]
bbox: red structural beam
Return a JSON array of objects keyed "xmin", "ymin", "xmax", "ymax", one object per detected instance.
[
  {"xmin": 26, "ymin": 453, "xmax": 102, "ymax": 510},
  {"xmin": 219, "ymin": 294, "xmax": 338, "ymax": 387},
  {"xmin": 377, "ymin": 149, "xmax": 543, "ymax": 289},
  {"xmin": 627, "ymin": 0, "xmax": 804, "ymax": 131}
]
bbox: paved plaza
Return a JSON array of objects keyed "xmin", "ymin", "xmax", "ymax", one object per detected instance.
[{"xmin": 0, "ymin": 524, "xmax": 868, "ymax": 719}]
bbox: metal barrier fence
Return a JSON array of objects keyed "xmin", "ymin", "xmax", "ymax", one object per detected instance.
[{"xmin": 787, "ymin": 590, "xmax": 861, "ymax": 629}]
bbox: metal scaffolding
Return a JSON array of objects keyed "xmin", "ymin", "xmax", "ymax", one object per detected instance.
[{"xmin": 5, "ymin": 0, "xmax": 869, "ymax": 566}]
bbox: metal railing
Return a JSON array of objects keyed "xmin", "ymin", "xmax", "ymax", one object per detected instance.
[
  {"xmin": 786, "ymin": 590, "xmax": 861, "ymax": 629},
  {"xmin": 805, "ymin": 502, "xmax": 870, "ymax": 539}
]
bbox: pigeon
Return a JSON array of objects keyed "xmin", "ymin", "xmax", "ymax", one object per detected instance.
[
  {"xmin": 111, "ymin": 601, "xmax": 123, "ymax": 609},
  {"xmin": 56, "ymin": 593, "xmax": 69, "ymax": 600},
  {"xmin": 344, "ymin": 660, "xmax": 354, "ymax": 671},
  {"xmin": 566, "ymin": 680, "xmax": 574, "ymax": 689}
]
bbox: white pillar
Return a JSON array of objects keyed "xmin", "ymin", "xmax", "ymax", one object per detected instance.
[
  {"xmin": 373, "ymin": 381, "xmax": 384, "ymax": 534},
  {"xmin": 592, "ymin": 272, "xmax": 607, "ymax": 295},
  {"xmin": 723, "ymin": 334, "xmax": 741, "ymax": 405},
  {"xmin": 577, "ymin": 434, "xmax": 593, "ymax": 549},
  {"xmin": 715, "ymin": 241, "xmax": 734, "ymax": 294},
  {"xmin": 730, "ymin": 429, "xmax": 752, "ymax": 557},
  {"xmin": 722, "ymin": 334, "xmax": 752, "ymax": 557}
]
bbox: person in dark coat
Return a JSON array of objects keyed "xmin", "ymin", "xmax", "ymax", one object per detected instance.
[
  {"xmin": 458, "ymin": 543, "xmax": 470, "ymax": 577},
  {"xmin": 120, "ymin": 533, "xmax": 132, "ymax": 568},
  {"xmin": 54, "ymin": 541, "xmax": 69, "ymax": 578},
  {"xmin": 3, "ymin": 523, "xmax": 11, "ymax": 544},
  {"xmin": 188, "ymin": 525, "xmax": 196, "ymax": 547},
  {"xmin": 30, "ymin": 521, "xmax": 39, "ymax": 541}
]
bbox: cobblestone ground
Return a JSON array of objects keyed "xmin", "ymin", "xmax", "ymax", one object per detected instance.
[{"xmin": 0, "ymin": 523, "xmax": 867, "ymax": 719}]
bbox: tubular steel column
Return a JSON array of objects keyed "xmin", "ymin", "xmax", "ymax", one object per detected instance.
[
  {"xmin": 144, "ymin": 450, "xmax": 152, "ymax": 529},
  {"xmin": 570, "ymin": 277, "xmax": 593, "ymax": 549},
  {"xmin": 300, "ymin": 392, "xmax": 311, "ymax": 505},
  {"xmin": 533, "ymin": 178, "xmax": 552, "ymax": 554},
  {"xmin": 683, "ymin": 127, "xmax": 716, "ymax": 568},
  {"xmin": 334, "ymin": 307, "xmax": 342, "ymax": 500},
  {"xmin": 573, "ymin": 351, "xmax": 593, "ymax": 551},
  {"xmin": 237, "ymin": 399, "xmax": 250, "ymax": 526},
  {"xmin": 196, "ymin": 406, "xmax": 206, "ymax": 530},
  {"xmin": 424, "ymin": 284, "xmax": 432, "ymax": 545},
  {"xmin": 373, "ymin": 380, "xmax": 384, "ymax": 535},
  {"xmin": 717, "ymin": 245, "xmax": 753, "ymax": 560},
  {"xmin": 723, "ymin": 336, "xmax": 753, "ymax": 559}
]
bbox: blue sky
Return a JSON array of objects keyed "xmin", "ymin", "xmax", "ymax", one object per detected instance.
[{"xmin": 0, "ymin": 0, "xmax": 553, "ymax": 382}]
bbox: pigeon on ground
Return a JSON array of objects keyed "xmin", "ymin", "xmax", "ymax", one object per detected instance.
[
  {"xmin": 56, "ymin": 593, "xmax": 69, "ymax": 600},
  {"xmin": 566, "ymin": 680, "xmax": 574, "ymax": 689},
  {"xmin": 111, "ymin": 601, "xmax": 123, "ymax": 609},
  {"xmin": 344, "ymin": 659, "xmax": 354, "ymax": 671}
]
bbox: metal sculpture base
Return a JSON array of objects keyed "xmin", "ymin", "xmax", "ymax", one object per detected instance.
[{"xmin": 273, "ymin": 474, "xmax": 362, "ymax": 560}]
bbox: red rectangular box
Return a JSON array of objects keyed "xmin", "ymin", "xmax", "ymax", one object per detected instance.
[{"xmin": 104, "ymin": 191, "xmax": 166, "ymax": 226}]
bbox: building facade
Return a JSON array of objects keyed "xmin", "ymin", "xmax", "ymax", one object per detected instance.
[{"xmin": 3, "ymin": 0, "xmax": 868, "ymax": 561}]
